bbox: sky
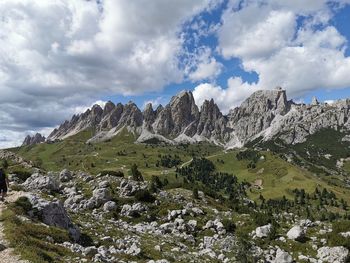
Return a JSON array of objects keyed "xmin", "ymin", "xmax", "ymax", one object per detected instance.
[{"xmin": 1, "ymin": 0, "xmax": 350, "ymax": 148}]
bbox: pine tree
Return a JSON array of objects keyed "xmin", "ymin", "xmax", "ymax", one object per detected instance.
[{"xmin": 192, "ymin": 187, "xmax": 199, "ymax": 199}]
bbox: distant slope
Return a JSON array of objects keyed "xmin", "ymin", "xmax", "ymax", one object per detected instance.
[
  {"xmin": 39, "ymin": 88, "xmax": 350, "ymax": 149},
  {"xmin": 9, "ymin": 128, "xmax": 350, "ymax": 203}
]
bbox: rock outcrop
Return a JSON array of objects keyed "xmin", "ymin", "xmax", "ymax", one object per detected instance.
[
  {"xmin": 45, "ymin": 88, "xmax": 350, "ymax": 148},
  {"xmin": 28, "ymin": 194, "xmax": 80, "ymax": 241},
  {"xmin": 286, "ymin": 225, "xmax": 305, "ymax": 241},
  {"xmin": 23, "ymin": 173, "xmax": 60, "ymax": 193},
  {"xmin": 22, "ymin": 133, "xmax": 46, "ymax": 146},
  {"xmin": 317, "ymin": 246, "xmax": 349, "ymax": 263}
]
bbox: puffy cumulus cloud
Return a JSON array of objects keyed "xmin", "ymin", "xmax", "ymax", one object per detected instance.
[
  {"xmin": 193, "ymin": 77, "xmax": 259, "ymax": 114},
  {"xmin": 0, "ymin": 0, "xmax": 215, "ymax": 148},
  {"xmin": 188, "ymin": 47, "xmax": 223, "ymax": 81},
  {"xmin": 200, "ymin": 0, "xmax": 350, "ymax": 111},
  {"xmin": 219, "ymin": 6, "xmax": 296, "ymax": 59}
]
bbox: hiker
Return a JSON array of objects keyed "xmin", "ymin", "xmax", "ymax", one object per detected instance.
[{"xmin": 0, "ymin": 168, "xmax": 9, "ymax": 201}]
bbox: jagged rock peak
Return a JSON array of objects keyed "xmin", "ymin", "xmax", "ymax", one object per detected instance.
[
  {"xmin": 239, "ymin": 88, "xmax": 289, "ymax": 116},
  {"xmin": 144, "ymin": 103, "xmax": 153, "ymax": 112},
  {"xmin": 91, "ymin": 104, "xmax": 103, "ymax": 115},
  {"xmin": 22, "ymin": 133, "xmax": 46, "ymax": 146},
  {"xmin": 152, "ymin": 90, "xmax": 199, "ymax": 137},
  {"xmin": 103, "ymin": 101, "xmax": 115, "ymax": 116},
  {"xmin": 311, "ymin": 96, "xmax": 319, "ymax": 106},
  {"xmin": 45, "ymin": 87, "xmax": 350, "ymax": 148}
]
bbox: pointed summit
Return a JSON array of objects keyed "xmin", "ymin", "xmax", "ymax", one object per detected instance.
[
  {"xmin": 311, "ymin": 96, "xmax": 319, "ymax": 106},
  {"xmin": 22, "ymin": 133, "xmax": 46, "ymax": 146}
]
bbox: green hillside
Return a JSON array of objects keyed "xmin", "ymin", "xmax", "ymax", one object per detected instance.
[{"xmin": 8, "ymin": 128, "xmax": 350, "ymax": 204}]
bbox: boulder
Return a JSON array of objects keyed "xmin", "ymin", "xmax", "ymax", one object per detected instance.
[
  {"xmin": 126, "ymin": 243, "xmax": 141, "ymax": 256},
  {"xmin": 92, "ymin": 187, "xmax": 111, "ymax": 206},
  {"xmin": 23, "ymin": 173, "xmax": 59, "ymax": 192},
  {"xmin": 287, "ymin": 225, "xmax": 305, "ymax": 241},
  {"xmin": 340, "ymin": 232, "xmax": 350, "ymax": 238},
  {"xmin": 83, "ymin": 246, "xmax": 98, "ymax": 257},
  {"xmin": 103, "ymin": 201, "xmax": 117, "ymax": 212},
  {"xmin": 64, "ymin": 195, "xmax": 84, "ymax": 209},
  {"xmin": 274, "ymin": 248, "xmax": 293, "ymax": 263},
  {"xmin": 119, "ymin": 179, "xmax": 146, "ymax": 197},
  {"xmin": 255, "ymin": 224, "xmax": 272, "ymax": 238},
  {"xmin": 121, "ymin": 203, "xmax": 147, "ymax": 217},
  {"xmin": 317, "ymin": 246, "xmax": 349, "ymax": 263},
  {"xmin": 59, "ymin": 169, "xmax": 73, "ymax": 182},
  {"xmin": 28, "ymin": 195, "xmax": 80, "ymax": 241},
  {"xmin": 187, "ymin": 220, "xmax": 197, "ymax": 232}
]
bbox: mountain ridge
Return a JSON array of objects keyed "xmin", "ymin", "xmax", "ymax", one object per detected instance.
[{"xmin": 39, "ymin": 88, "xmax": 350, "ymax": 148}]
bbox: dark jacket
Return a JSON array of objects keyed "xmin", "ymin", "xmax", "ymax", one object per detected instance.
[{"xmin": 0, "ymin": 170, "xmax": 6, "ymax": 185}]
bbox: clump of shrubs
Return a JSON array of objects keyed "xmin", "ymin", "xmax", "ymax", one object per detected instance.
[
  {"xmin": 100, "ymin": 170, "xmax": 124, "ymax": 177},
  {"xmin": 134, "ymin": 189, "xmax": 155, "ymax": 203},
  {"xmin": 12, "ymin": 171, "xmax": 32, "ymax": 183},
  {"xmin": 131, "ymin": 164, "xmax": 143, "ymax": 181},
  {"xmin": 222, "ymin": 219, "xmax": 236, "ymax": 233},
  {"xmin": 13, "ymin": 196, "xmax": 32, "ymax": 214}
]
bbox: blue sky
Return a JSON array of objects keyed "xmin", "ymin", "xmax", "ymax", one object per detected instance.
[
  {"xmin": 104, "ymin": 0, "xmax": 350, "ymax": 108},
  {"xmin": 1, "ymin": 0, "xmax": 350, "ymax": 147}
]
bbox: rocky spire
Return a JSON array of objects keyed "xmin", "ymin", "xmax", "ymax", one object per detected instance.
[
  {"xmin": 311, "ymin": 96, "xmax": 319, "ymax": 106},
  {"xmin": 22, "ymin": 133, "xmax": 46, "ymax": 146},
  {"xmin": 152, "ymin": 91, "xmax": 199, "ymax": 137}
]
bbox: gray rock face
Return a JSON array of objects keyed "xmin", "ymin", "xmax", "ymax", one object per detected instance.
[
  {"xmin": 28, "ymin": 195, "xmax": 80, "ymax": 241},
  {"xmin": 317, "ymin": 246, "xmax": 349, "ymax": 263},
  {"xmin": 152, "ymin": 91, "xmax": 199, "ymax": 137},
  {"xmin": 228, "ymin": 89, "xmax": 290, "ymax": 145},
  {"xmin": 46, "ymin": 88, "xmax": 350, "ymax": 148},
  {"xmin": 121, "ymin": 203, "xmax": 148, "ymax": 217},
  {"xmin": 311, "ymin": 96, "xmax": 319, "ymax": 106},
  {"xmin": 49, "ymin": 104, "xmax": 103, "ymax": 140},
  {"xmin": 274, "ymin": 248, "xmax": 293, "ymax": 263},
  {"xmin": 255, "ymin": 224, "xmax": 272, "ymax": 238},
  {"xmin": 119, "ymin": 179, "xmax": 147, "ymax": 197},
  {"xmin": 23, "ymin": 173, "xmax": 59, "ymax": 192},
  {"xmin": 286, "ymin": 225, "xmax": 305, "ymax": 241},
  {"xmin": 91, "ymin": 187, "xmax": 111, "ymax": 207},
  {"xmin": 143, "ymin": 103, "xmax": 157, "ymax": 131},
  {"xmin": 103, "ymin": 201, "xmax": 117, "ymax": 212},
  {"xmin": 197, "ymin": 99, "xmax": 229, "ymax": 141},
  {"xmin": 59, "ymin": 169, "xmax": 73, "ymax": 182},
  {"xmin": 22, "ymin": 133, "xmax": 46, "ymax": 146}
]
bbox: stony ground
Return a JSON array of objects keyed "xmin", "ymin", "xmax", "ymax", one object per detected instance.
[
  {"xmin": 1, "ymin": 169, "xmax": 349, "ymax": 263},
  {"xmin": 0, "ymin": 191, "xmax": 29, "ymax": 263}
]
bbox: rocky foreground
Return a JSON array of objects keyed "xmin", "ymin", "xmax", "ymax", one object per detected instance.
[{"xmin": 3, "ymin": 169, "xmax": 349, "ymax": 263}]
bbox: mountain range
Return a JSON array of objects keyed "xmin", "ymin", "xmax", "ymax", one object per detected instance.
[{"xmin": 24, "ymin": 87, "xmax": 350, "ymax": 147}]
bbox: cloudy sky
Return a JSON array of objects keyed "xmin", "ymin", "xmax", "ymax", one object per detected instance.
[{"xmin": 1, "ymin": 0, "xmax": 350, "ymax": 148}]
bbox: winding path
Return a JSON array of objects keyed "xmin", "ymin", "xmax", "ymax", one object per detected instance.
[{"xmin": 0, "ymin": 191, "xmax": 29, "ymax": 263}]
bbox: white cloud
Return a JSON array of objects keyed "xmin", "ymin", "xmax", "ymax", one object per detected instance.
[
  {"xmin": 219, "ymin": 7, "xmax": 296, "ymax": 59},
  {"xmin": 197, "ymin": 0, "xmax": 350, "ymax": 112},
  {"xmin": 0, "ymin": 0, "xmax": 216, "ymax": 148},
  {"xmin": 73, "ymin": 100, "xmax": 107, "ymax": 114},
  {"xmin": 189, "ymin": 49, "xmax": 223, "ymax": 81},
  {"xmin": 193, "ymin": 77, "xmax": 259, "ymax": 113}
]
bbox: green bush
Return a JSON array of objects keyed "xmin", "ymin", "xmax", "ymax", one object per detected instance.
[
  {"xmin": 222, "ymin": 219, "xmax": 236, "ymax": 233},
  {"xmin": 192, "ymin": 187, "xmax": 199, "ymax": 199},
  {"xmin": 12, "ymin": 170, "xmax": 32, "ymax": 183},
  {"xmin": 100, "ymin": 170, "xmax": 124, "ymax": 177},
  {"xmin": 134, "ymin": 189, "xmax": 155, "ymax": 203},
  {"xmin": 327, "ymin": 220, "xmax": 350, "ymax": 249},
  {"xmin": 131, "ymin": 164, "xmax": 143, "ymax": 181},
  {"xmin": 252, "ymin": 211, "xmax": 274, "ymax": 226},
  {"xmin": 14, "ymin": 196, "xmax": 32, "ymax": 213}
]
